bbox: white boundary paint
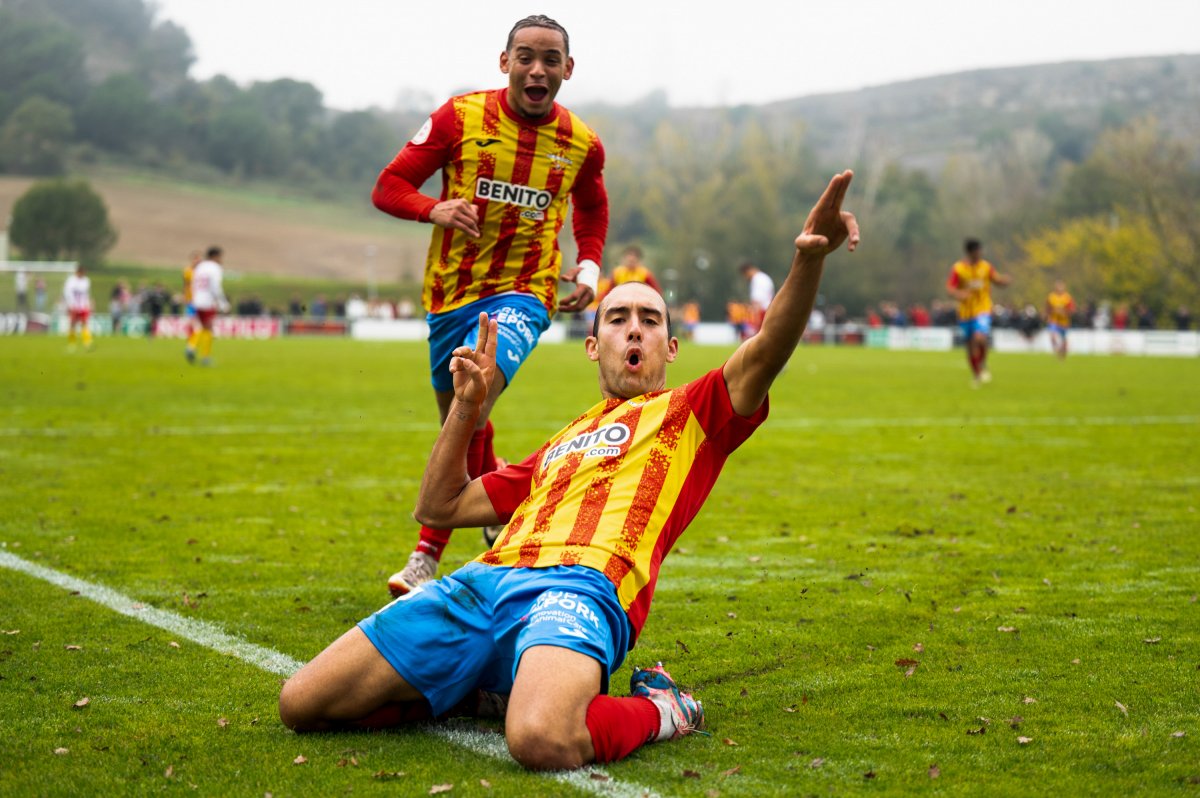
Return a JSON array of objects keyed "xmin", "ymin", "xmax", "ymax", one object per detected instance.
[
  {"xmin": 1, "ymin": 414, "xmax": 1195, "ymax": 439},
  {"xmin": 0, "ymin": 549, "xmax": 657, "ymax": 798}
]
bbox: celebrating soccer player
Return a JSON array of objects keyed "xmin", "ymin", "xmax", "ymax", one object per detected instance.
[
  {"xmin": 279, "ymin": 171, "xmax": 859, "ymax": 770},
  {"xmin": 946, "ymin": 238, "xmax": 1011, "ymax": 386},
  {"xmin": 371, "ymin": 15, "xmax": 609, "ymax": 596}
]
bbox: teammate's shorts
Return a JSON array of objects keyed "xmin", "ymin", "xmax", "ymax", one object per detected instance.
[
  {"xmin": 195, "ymin": 308, "xmax": 217, "ymax": 328},
  {"xmin": 1047, "ymin": 323, "xmax": 1067, "ymax": 338},
  {"xmin": 959, "ymin": 313, "xmax": 992, "ymax": 339},
  {"xmin": 427, "ymin": 293, "xmax": 551, "ymax": 392},
  {"xmin": 185, "ymin": 304, "xmax": 197, "ymax": 317},
  {"xmin": 68, "ymin": 310, "xmax": 90, "ymax": 325},
  {"xmin": 357, "ymin": 562, "xmax": 630, "ymax": 716}
]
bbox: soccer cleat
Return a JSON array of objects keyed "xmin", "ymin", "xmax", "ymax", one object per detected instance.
[
  {"xmin": 185, "ymin": 348, "xmax": 196, "ymax": 364},
  {"xmin": 979, "ymin": 369, "xmax": 993, "ymax": 384},
  {"xmin": 630, "ymin": 663, "xmax": 706, "ymax": 742},
  {"xmin": 482, "ymin": 524, "xmax": 504, "ymax": 547},
  {"xmin": 387, "ymin": 551, "xmax": 438, "ymax": 597}
]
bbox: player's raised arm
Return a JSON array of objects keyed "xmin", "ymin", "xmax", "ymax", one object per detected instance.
[
  {"xmin": 413, "ymin": 313, "xmax": 505, "ymax": 529},
  {"xmin": 722, "ymin": 170, "xmax": 860, "ymax": 417}
]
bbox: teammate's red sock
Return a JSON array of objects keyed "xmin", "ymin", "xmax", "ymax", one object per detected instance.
[
  {"xmin": 968, "ymin": 348, "xmax": 982, "ymax": 376},
  {"xmin": 416, "ymin": 526, "xmax": 452, "ymax": 560},
  {"xmin": 585, "ymin": 695, "xmax": 660, "ymax": 763},
  {"xmin": 480, "ymin": 420, "xmax": 498, "ymax": 474}
]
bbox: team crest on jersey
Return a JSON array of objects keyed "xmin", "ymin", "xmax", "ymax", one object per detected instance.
[
  {"xmin": 410, "ymin": 117, "xmax": 433, "ymax": 145},
  {"xmin": 542, "ymin": 422, "xmax": 631, "ymax": 468},
  {"xmin": 546, "ymin": 152, "xmax": 574, "ymax": 170}
]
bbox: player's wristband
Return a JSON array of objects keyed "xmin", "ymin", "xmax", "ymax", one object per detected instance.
[{"xmin": 576, "ymin": 259, "xmax": 600, "ymax": 293}]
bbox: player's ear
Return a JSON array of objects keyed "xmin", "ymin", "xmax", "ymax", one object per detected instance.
[
  {"xmin": 563, "ymin": 56, "xmax": 575, "ymax": 81},
  {"xmin": 500, "ymin": 50, "xmax": 511, "ymax": 74},
  {"xmin": 585, "ymin": 335, "xmax": 599, "ymax": 362},
  {"xmin": 665, "ymin": 336, "xmax": 679, "ymax": 364}
]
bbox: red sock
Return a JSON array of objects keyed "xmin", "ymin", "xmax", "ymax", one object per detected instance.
[
  {"xmin": 968, "ymin": 348, "xmax": 982, "ymax": 376},
  {"xmin": 585, "ymin": 695, "xmax": 660, "ymax": 763},
  {"xmin": 467, "ymin": 427, "xmax": 487, "ymax": 480},
  {"xmin": 416, "ymin": 526, "xmax": 452, "ymax": 560},
  {"xmin": 480, "ymin": 420, "xmax": 498, "ymax": 474}
]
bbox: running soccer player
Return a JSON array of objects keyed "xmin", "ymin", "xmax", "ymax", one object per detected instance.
[
  {"xmin": 1044, "ymin": 279, "xmax": 1075, "ymax": 359},
  {"xmin": 609, "ymin": 245, "xmax": 661, "ymax": 294},
  {"xmin": 279, "ymin": 171, "xmax": 859, "ymax": 769},
  {"xmin": 182, "ymin": 250, "xmax": 202, "ymax": 361},
  {"xmin": 187, "ymin": 247, "xmax": 229, "ymax": 366},
  {"xmin": 372, "ymin": 15, "xmax": 609, "ymax": 596},
  {"xmin": 62, "ymin": 265, "xmax": 93, "ymax": 351},
  {"xmin": 946, "ymin": 238, "xmax": 1011, "ymax": 385}
]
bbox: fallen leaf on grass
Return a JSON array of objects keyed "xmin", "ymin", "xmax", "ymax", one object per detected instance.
[
  {"xmin": 64, "ymin": 645, "xmax": 82, "ymax": 651},
  {"xmin": 1023, "ymin": 696, "xmax": 1037, "ymax": 704},
  {"xmin": 217, "ymin": 717, "xmax": 229, "ymax": 728},
  {"xmin": 589, "ymin": 773, "xmax": 610, "ymax": 782},
  {"xmin": 739, "ymin": 688, "xmax": 748, "ymax": 698},
  {"xmin": 1071, "ymin": 658, "xmax": 1081, "ymax": 665},
  {"xmin": 894, "ymin": 658, "xmax": 919, "ymax": 667},
  {"xmin": 748, "ymin": 556, "xmax": 762, "ymax": 563},
  {"xmin": 675, "ymin": 639, "xmax": 691, "ymax": 654},
  {"xmin": 1017, "ymin": 736, "xmax": 1033, "ymax": 744},
  {"xmin": 721, "ymin": 766, "xmax": 741, "ymax": 777},
  {"xmin": 967, "ymin": 726, "xmax": 987, "ymax": 736},
  {"xmin": 169, "ymin": 641, "xmax": 180, "ymax": 649},
  {"xmin": 1008, "ymin": 716, "xmax": 1024, "ymax": 728},
  {"xmin": 904, "ymin": 666, "xmax": 917, "ymax": 678},
  {"xmin": 73, "ymin": 697, "xmax": 89, "ymax": 708},
  {"xmin": 479, "ymin": 779, "xmax": 492, "ymax": 788},
  {"xmin": 2, "ymin": 630, "xmax": 18, "ymax": 635},
  {"xmin": 292, "ymin": 755, "xmax": 307, "ymax": 765},
  {"xmin": 54, "ymin": 748, "xmax": 69, "ymax": 755},
  {"xmin": 929, "ymin": 764, "xmax": 940, "ymax": 779},
  {"xmin": 1171, "ymin": 731, "xmax": 1186, "ymax": 738},
  {"xmin": 723, "ymin": 738, "xmax": 738, "ymax": 746},
  {"xmin": 863, "ymin": 770, "xmax": 876, "ymax": 779},
  {"xmin": 726, "ymin": 612, "xmax": 737, "ymax": 619},
  {"xmin": 1143, "ymin": 637, "xmax": 1162, "ymax": 645},
  {"xmin": 1115, "ymin": 700, "xmax": 1129, "ymax": 717},
  {"xmin": 372, "ymin": 771, "xmax": 405, "ymax": 780},
  {"xmin": 165, "ymin": 765, "xmax": 174, "ymax": 779},
  {"xmin": 997, "ymin": 626, "xmax": 1018, "ymax": 633},
  {"xmin": 682, "ymin": 770, "xmax": 701, "ymax": 779},
  {"xmin": 429, "ymin": 785, "xmax": 453, "ymax": 795},
  {"xmin": 938, "ymin": 712, "xmax": 949, "ymax": 721},
  {"xmin": 810, "ymin": 758, "xmax": 824, "ymax": 769},
  {"xmin": 913, "ymin": 643, "xmax": 924, "ymax": 652}
]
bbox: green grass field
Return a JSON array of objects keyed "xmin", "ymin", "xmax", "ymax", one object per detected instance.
[{"xmin": 1, "ymin": 336, "xmax": 1197, "ymax": 796}]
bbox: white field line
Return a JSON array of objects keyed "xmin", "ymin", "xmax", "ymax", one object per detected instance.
[
  {"xmin": 2, "ymin": 414, "xmax": 1196, "ymax": 439},
  {"xmin": 0, "ymin": 549, "xmax": 657, "ymax": 798}
]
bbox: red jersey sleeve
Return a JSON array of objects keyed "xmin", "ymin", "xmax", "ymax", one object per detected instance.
[
  {"xmin": 480, "ymin": 446, "xmax": 541, "ymax": 521},
  {"xmin": 371, "ymin": 100, "xmax": 458, "ymax": 223},
  {"xmin": 685, "ymin": 367, "xmax": 769, "ymax": 455},
  {"xmin": 570, "ymin": 137, "xmax": 609, "ymax": 264},
  {"xmin": 946, "ymin": 267, "xmax": 962, "ymax": 290}
]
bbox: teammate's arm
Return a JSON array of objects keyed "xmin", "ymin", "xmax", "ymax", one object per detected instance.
[
  {"xmin": 990, "ymin": 264, "xmax": 1013, "ymax": 287},
  {"xmin": 413, "ymin": 314, "xmax": 505, "ymax": 529},
  {"xmin": 559, "ymin": 140, "xmax": 609, "ymax": 312},
  {"xmin": 372, "ymin": 103, "xmax": 481, "ymax": 239},
  {"xmin": 722, "ymin": 171, "xmax": 859, "ymax": 418}
]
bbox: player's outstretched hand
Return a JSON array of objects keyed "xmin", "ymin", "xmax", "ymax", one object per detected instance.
[
  {"xmin": 450, "ymin": 312, "xmax": 498, "ymax": 406},
  {"xmin": 557, "ymin": 265, "xmax": 595, "ymax": 313},
  {"xmin": 795, "ymin": 170, "xmax": 860, "ymax": 258},
  {"xmin": 430, "ymin": 198, "xmax": 481, "ymax": 239}
]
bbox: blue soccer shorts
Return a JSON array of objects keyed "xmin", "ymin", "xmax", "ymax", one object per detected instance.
[
  {"xmin": 959, "ymin": 313, "xmax": 993, "ymax": 339},
  {"xmin": 357, "ymin": 562, "xmax": 631, "ymax": 716},
  {"xmin": 427, "ymin": 293, "xmax": 551, "ymax": 392},
  {"xmin": 1047, "ymin": 322, "xmax": 1067, "ymax": 338}
]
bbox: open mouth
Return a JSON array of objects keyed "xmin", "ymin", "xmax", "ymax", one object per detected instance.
[
  {"xmin": 625, "ymin": 350, "xmax": 642, "ymax": 369},
  {"xmin": 525, "ymin": 86, "xmax": 549, "ymax": 103}
]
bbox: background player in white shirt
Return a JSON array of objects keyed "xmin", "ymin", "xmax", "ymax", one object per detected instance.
[
  {"xmin": 185, "ymin": 246, "xmax": 230, "ymax": 366},
  {"xmin": 62, "ymin": 265, "xmax": 94, "ymax": 351},
  {"xmin": 739, "ymin": 261, "xmax": 776, "ymax": 337}
]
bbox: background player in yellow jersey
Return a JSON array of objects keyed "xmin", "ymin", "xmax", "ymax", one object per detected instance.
[
  {"xmin": 182, "ymin": 250, "xmax": 201, "ymax": 359},
  {"xmin": 609, "ymin": 245, "xmax": 661, "ymax": 294},
  {"xmin": 372, "ymin": 15, "xmax": 609, "ymax": 596},
  {"xmin": 279, "ymin": 171, "xmax": 859, "ymax": 769},
  {"xmin": 946, "ymin": 238, "xmax": 1011, "ymax": 385},
  {"xmin": 1044, "ymin": 279, "xmax": 1075, "ymax": 359}
]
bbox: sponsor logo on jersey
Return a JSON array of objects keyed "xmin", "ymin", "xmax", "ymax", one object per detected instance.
[
  {"xmin": 542, "ymin": 422, "xmax": 631, "ymax": 468},
  {"xmin": 410, "ymin": 117, "xmax": 433, "ymax": 145},
  {"xmin": 476, "ymin": 177, "xmax": 553, "ymax": 210},
  {"xmin": 475, "ymin": 138, "xmax": 503, "ymax": 148}
]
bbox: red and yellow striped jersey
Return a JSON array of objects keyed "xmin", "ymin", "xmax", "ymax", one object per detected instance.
[
  {"xmin": 479, "ymin": 367, "xmax": 768, "ymax": 637},
  {"xmin": 1046, "ymin": 290, "xmax": 1075, "ymax": 327},
  {"xmin": 610, "ymin": 263, "xmax": 661, "ymax": 293},
  {"xmin": 947, "ymin": 259, "xmax": 998, "ymax": 320},
  {"xmin": 373, "ymin": 89, "xmax": 608, "ymax": 316}
]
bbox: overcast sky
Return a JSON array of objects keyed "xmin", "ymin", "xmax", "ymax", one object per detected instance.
[{"xmin": 154, "ymin": 0, "xmax": 1200, "ymax": 112}]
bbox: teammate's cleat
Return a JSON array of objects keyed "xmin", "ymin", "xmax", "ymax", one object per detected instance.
[
  {"xmin": 387, "ymin": 551, "xmax": 438, "ymax": 597},
  {"xmin": 185, "ymin": 348, "xmax": 196, "ymax": 364},
  {"xmin": 630, "ymin": 662, "xmax": 706, "ymax": 742},
  {"xmin": 979, "ymin": 369, "xmax": 993, "ymax": 384},
  {"xmin": 482, "ymin": 524, "xmax": 504, "ymax": 547}
]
